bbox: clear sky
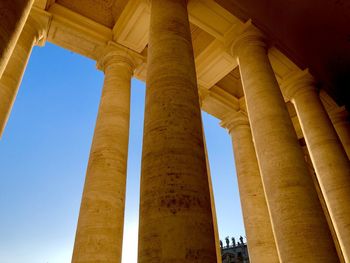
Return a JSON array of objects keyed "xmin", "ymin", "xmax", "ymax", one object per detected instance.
[{"xmin": 0, "ymin": 43, "xmax": 245, "ymax": 263}]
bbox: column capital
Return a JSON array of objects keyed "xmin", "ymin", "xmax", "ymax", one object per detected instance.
[
  {"xmin": 281, "ymin": 69, "xmax": 316, "ymax": 101},
  {"xmin": 220, "ymin": 110, "xmax": 249, "ymax": 134},
  {"xmin": 230, "ymin": 20, "xmax": 267, "ymax": 58},
  {"xmin": 96, "ymin": 41, "xmax": 144, "ymax": 73},
  {"xmin": 26, "ymin": 7, "xmax": 52, "ymax": 46},
  {"xmin": 329, "ymin": 106, "xmax": 349, "ymax": 125}
]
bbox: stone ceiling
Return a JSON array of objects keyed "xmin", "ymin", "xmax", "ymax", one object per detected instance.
[
  {"xmin": 217, "ymin": 68, "xmax": 244, "ymax": 98},
  {"xmin": 56, "ymin": 0, "xmax": 128, "ymax": 28}
]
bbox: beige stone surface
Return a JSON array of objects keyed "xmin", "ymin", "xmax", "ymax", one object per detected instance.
[
  {"xmin": 232, "ymin": 24, "xmax": 338, "ymax": 262},
  {"xmin": 138, "ymin": 0, "xmax": 216, "ymax": 262},
  {"xmin": 328, "ymin": 108, "xmax": 350, "ymax": 159},
  {"xmin": 2, "ymin": 1, "xmax": 349, "ymax": 262},
  {"xmin": 202, "ymin": 124, "xmax": 221, "ymax": 263},
  {"xmin": 301, "ymin": 145, "xmax": 346, "ymax": 263},
  {"xmin": 72, "ymin": 44, "xmax": 138, "ymax": 263},
  {"xmin": 0, "ymin": 22, "xmax": 35, "ymax": 138},
  {"xmin": 221, "ymin": 111, "xmax": 279, "ymax": 263},
  {"xmin": 0, "ymin": 9, "xmax": 50, "ymax": 138},
  {"xmin": 283, "ymin": 70, "xmax": 350, "ymax": 262},
  {"xmin": 319, "ymin": 91, "xmax": 350, "ymax": 160},
  {"xmin": 320, "ymin": 91, "xmax": 350, "ymax": 159},
  {"xmin": 0, "ymin": 0, "xmax": 34, "ymax": 78}
]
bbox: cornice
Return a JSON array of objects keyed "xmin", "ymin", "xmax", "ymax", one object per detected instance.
[
  {"xmin": 113, "ymin": 0, "xmax": 150, "ymax": 53},
  {"xmin": 47, "ymin": 3, "xmax": 112, "ymax": 60},
  {"xmin": 28, "ymin": 7, "xmax": 52, "ymax": 46}
]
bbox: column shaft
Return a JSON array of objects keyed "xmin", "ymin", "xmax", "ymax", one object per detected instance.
[
  {"xmin": 72, "ymin": 49, "xmax": 134, "ymax": 263},
  {"xmin": 301, "ymin": 145, "xmax": 346, "ymax": 263},
  {"xmin": 221, "ymin": 111, "xmax": 279, "ymax": 263},
  {"xmin": 138, "ymin": 0, "xmax": 217, "ymax": 262},
  {"xmin": 233, "ymin": 27, "xmax": 338, "ymax": 262},
  {"xmin": 329, "ymin": 108, "xmax": 350, "ymax": 159},
  {"xmin": 202, "ymin": 126, "xmax": 221, "ymax": 263},
  {"xmin": 0, "ymin": 16, "xmax": 39, "ymax": 137},
  {"xmin": 0, "ymin": 0, "xmax": 34, "ymax": 77},
  {"xmin": 286, "ymin": 77, "xmax": 350, "ymax": 261}
]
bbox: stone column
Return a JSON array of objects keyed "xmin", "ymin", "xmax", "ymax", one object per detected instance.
[
  {"xmin": 328, "ymin": 107, "xmax": 350, "ymax": 159},
  {"xmin": 220, "ymin": 111, "xmax": 279, "ymax": 263},
  {"xmin": 72, "ymin": 44, "xmax": 139, "ymax": 263},
  {"xmin": 138, "ymin": 0, "xmax": 217, "ymax": 262},
  {"xmin": 0, "ymin": 8, "xmax": 50, "ymax": 138},
  {"xmin": 199, "ymin": 87, "xmax": 221, "ymax": 263},
  {"xmin": 282, "ymin": 70, "xmax": 350, "ymax": 262},
  {"xmin": 202, "ymin": 124, "xmax": 221, "ymax": 263},
  {"xmin": 0, "ymin": 0, "xmax": 34, "ymax": 77},
  {"xmin": 301, "ymin": 145, "xmax": 346, "ymax": 263},
  {"xmin": 231, "ymin": 24, "xmax": 338, "ymax": 262}
]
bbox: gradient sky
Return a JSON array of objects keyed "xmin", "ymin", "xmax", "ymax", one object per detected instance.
[{"xmin": 0, "ymin": 43, "xmax": 245, "ymax": 263}]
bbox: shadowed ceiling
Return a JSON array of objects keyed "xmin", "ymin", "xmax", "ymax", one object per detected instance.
[{"xmin": 215, "ymin": 0, "xmax": 350, "ymax": 109}]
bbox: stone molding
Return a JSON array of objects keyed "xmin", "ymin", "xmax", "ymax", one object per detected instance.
[
  {"xmin": 239, "ymin": 97, "xmax": 247, "ymax": 114},
  {"xmin": 96, "ymin": 41, "xmax": 144, "ymax": 73},
  {"xmin": 198, "ymin": 85, "xmax": 210, "ymax": 106},
  {"xmin": 281, "ymin": 69, "xmax": 316, "ymax": 101},
  {"xmin": 113, "ymin": 0, "xmax": 150, "ymax": 53},
  {"xmin": 27, "ymin": 7, "xmax": 52, "ymax": 47},
  {"xmin": 220, "ymin": 110, "xmax": 249, "ymax": 134}
]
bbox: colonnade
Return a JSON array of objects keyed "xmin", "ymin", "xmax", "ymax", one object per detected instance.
[{"xmin": 1, "ymin": 1, "xmax": 350, "ymax": 263}]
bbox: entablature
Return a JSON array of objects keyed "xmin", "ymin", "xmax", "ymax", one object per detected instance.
[{"xmin": 29, "ymin": 0, "xmax": 342, "ymax": 125}]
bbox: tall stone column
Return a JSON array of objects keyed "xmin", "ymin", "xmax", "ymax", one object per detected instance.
[
  {"xmin": 199, "ymin": 88, "xmax": 221, "ymax": 263},
  {"xmin": 0, "ymin": 0, "xmax": 34, "ymax": 77},
  {"xmin": 72, "ymin": 44, "xmax": 139, "ymax": 263},
  {"xmin": 138, "ymin": 0, "xmax": 217, "ymax": 262},
  {"xmin": 282, "ymin": 70, "xmax": 350, "ymax": 262},
  {"xmin": 202, "ymin": 125, "xmax": 221, "ymax": 263},
  {"xmin": 220, "ymin": 111, "xmax": 279, "ymax": 263},
  {"xmin": 301, "ymin": 145, "xmax": 346, "ymax": 263},
  {"xmin": 328, "ymin": 107, "xmax": 350, "ymax": 159},
  {"xmin": 0, "ymin": 8, "xmax": 50, "ymax": 138},
  {"xmin": 231, "ymin": 24, "xmax": 338, "ymax": 262}
]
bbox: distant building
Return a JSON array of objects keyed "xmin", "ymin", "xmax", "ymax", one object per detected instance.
[{"xmin": 220, "ymin": 236, "xmax": 250, "ymax": 263}]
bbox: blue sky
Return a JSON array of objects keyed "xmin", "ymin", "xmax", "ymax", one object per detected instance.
[{"xmin": 0, "ymin": 43, "xmax": 244, "ymax": 263}]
